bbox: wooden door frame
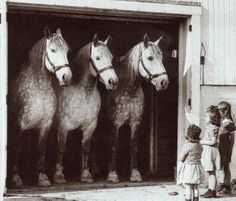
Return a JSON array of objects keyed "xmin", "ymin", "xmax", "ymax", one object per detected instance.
[{"xmin": 1, "ymin": 0, "xmax": 202, "ymax": 193}]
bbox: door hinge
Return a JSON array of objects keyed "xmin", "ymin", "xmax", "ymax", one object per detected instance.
[
  {"xmin": 189, "ymin": 25, "xmax": 192, "ymax": 32},
  {"xmin": 188, "ymin": 98, "xmax": 192, "ymax": 107}
]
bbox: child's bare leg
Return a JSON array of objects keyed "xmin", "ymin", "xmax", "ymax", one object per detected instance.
[
  {"xmin": 219, "ymin": 168, "xmax": 225, "ymax": 183},
  {"xmin": 193, "ymin": 184, "xmax": 199, "ymax": 199},
  {"xmin": 218, "ymin": 163, "xmax": 231, "ymax": 194},
  {"xmin": 185, "ymin": 184, "xmax": 192, "ymax": 200},
  {"xmin": 224, "ymin": 163, "xmax": 231, "ymax": 186},
  {"xmin": 201, "ymin": 171, "xmax": 217, "ymax": 198},
  {"xmin": 208, "ymin": 171, "xmax": 216, "ymax": 191}
]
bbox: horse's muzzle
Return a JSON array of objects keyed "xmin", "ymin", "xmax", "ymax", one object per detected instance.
[{"xmin": 108, "ymin": 77, "xmax": 118, "ymax": 90}]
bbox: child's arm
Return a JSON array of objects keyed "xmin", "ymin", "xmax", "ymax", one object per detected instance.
[
  {"xmin": 220, "ymin": 121, "xmax": 235, "ymax": 135},
  {"xmin": 200, "ymin": 127, "xmax": 218, "ymax": 146},
  {"xmin": 178, "ymin": 144, "xmax": 189, "ymax": 162},
  {"xmin": 200, "ymin": 136, "xmax": 217, "ymax": 145}
]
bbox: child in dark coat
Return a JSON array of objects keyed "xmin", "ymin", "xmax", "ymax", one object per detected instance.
[{"xmin": 217, "ymin": 101, "xmax": 235, "ymax": 194}]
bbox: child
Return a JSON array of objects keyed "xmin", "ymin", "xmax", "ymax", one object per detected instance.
[
  {"xmin": 200, "ymin": 105, "xmax": 221, "ymax": 198},
  {"xmin": 177, "ymin": 124, "xmax": 204, "ymax": 201},
  {"xmin": 217, "ymin": 101, "xmax": 235, "ymax": 194}
]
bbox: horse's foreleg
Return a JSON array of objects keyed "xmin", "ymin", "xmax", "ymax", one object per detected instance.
[
  {"xmin": 130, "ymin": 124, "xmax": 142, "ymax": 182},
  {"xmin": 11, "ymin": 133, "xmax": 24, "ymax": 188},
  {"xmin": 107, "ymin": 126, "xmax": 119, "ymax": 183},
  {"xmin": 81, "ymin": 122, "xmax": 97, "ymax": 183},
  {"xmin": 53, "ymin": 129, "xmax": 68, "ymax": 184},
  {"xmin": 37, "ymin": 124, "xmax": 52, "ymax": 187}
]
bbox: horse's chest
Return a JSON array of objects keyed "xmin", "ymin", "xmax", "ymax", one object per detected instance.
[
  {"xmin": 109, "ymin": 88, "xmax": 144, "ymax": 124},
  {"xmin": 58, "ymin": 87, "xmax": 101, "ymax": 130},
  {"xmin": 16, "ymin": 81, "xmax": 56, "ymax": 130}
]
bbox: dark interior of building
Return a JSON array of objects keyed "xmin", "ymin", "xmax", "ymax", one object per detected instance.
[{"xmin": 7, "ymin": 11, "xmax": 179, "ymax": 188}]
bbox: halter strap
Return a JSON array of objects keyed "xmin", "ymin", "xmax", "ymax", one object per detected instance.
[
  {"xmin": 139, "ymin": 52, "xmax": 167, "ymax": 82},
  {"xmin": 89, "ymin": 44, "xmax": 113, "ymax": 76},
  {"xmin": 45, "ymin": 51, "xmax": 70, "ymax": 74}
]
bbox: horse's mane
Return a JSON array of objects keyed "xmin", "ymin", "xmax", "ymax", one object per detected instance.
[
  {"xmin": 28, "ymin": 37, "xmax": 45, "ymax": 76},
  {"xmin": 115, "ymin": 42, "xmax": 142, "ymax": 90},
  {"xmin": 72, "ymin": 42, "xmax": 91, "ymax": 80}
]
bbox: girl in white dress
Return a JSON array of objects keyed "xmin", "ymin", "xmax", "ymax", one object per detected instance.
[{"xmin": 177, "ymin": 124, "xmax": 204, "ymax": 201}]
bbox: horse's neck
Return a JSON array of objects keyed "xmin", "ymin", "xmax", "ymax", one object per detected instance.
[
  {"xmin": 77, "ymin": 70, "xmax": 97, "ymax": 92},
  {"xmin": 116, "ymin": 59, "xmax": 142, "ymax": 94},
  {"xmin": 29, "ymin": 65, "xmax": 52, "ymax": 85}
]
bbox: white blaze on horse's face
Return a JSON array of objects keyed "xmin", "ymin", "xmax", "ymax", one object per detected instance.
[
  {"xmin": 44, "ymin": 28, "xmax": 72, "ymax": 86},
  {"xmin": 90, "ymin": 35, "xmax": 118, "ymax": 90},
  {"xmin": 139, "ymin": 34, "xmax": 169, "ymax": 91}
]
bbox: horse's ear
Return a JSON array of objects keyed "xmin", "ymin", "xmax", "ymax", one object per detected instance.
[
  {"xmin": 56, "ymin": 28, "xmax": 63, "ymax": 37},
  {"xmin": 44, "ymin": 26, "xmax": 51, "ymax": 39},
  {"xmin": 93, "ymin": 33, "xmax": 99, "ymax": 47},
  {"xmin": 104, "ymin": 35, "xmax": 112, "ymax": 46},
  {"xmin": 143, "ymin": 34, "xmax": 149, "ymax": 48},
  {"xmin": 154, "ymin": 35, "xmax": 163, "ymax": 46}
]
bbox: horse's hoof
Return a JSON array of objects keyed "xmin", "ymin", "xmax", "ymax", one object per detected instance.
[
  {"xmin": 107, "ymin": 170, "xmax": 119, "ymax": 183},
  {"xmin": 81, "ymin": 169, "xmax": 93, "ymax": 183},
  {"xmin": 53, "ymin": 171, "xmax": 66, "ymax": 184},
  {"xmin": 38, "ymin": 173, "xmax": 52, "ymax": 187},
  {"xmin": 11, "ymin": 174, "xmax": 24, "ymax": 189},
  {"xmin": 130, "ymin": 169, "xmax": 142, "ymax": 182}
]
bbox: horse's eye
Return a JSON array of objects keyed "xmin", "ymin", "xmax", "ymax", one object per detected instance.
[
  {"xmin": 148, "ymin": 56, "xmax": 153, "ymax": 61},
  {"xmin": 51, "ymin": 49, "xmax": 56, "ymax": 53},
  {"xmin": 96, "ymin": 56, "xmax": 100, "ymax": 60}
]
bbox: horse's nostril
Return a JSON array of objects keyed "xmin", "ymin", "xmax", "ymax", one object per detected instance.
[
  {"xmin": 62, "ymin": 74, "xmax": 66, "ymax": 82},
  {"xmin": 108, "ymin": 79, "xmax": 113, "ymax": 85},
  {"xmin": 161, "ymin": 79, "xmax": 165, "ymax": 87}
]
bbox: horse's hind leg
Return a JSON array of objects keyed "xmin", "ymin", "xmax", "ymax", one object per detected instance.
[
  {"xmin": 37, "ymin": 124, "xmax": 52, "ymax": 187},
  {"xmin": 107, "ymin": 126, "xmax": 119, "ymax": 183},
  {"xmin": 81, "ymin": 122, "xmax": 97, "ymax": 183},
  {"xmin": 53, "ymin": 129, "xmax": 68, "ymax": 184},
  {"xmin": 11, "ymin": 133, "xmax": 24, "ymax": 188},
  {"xmin": 130, "ymin": 124, "xmax": 142, "ymax": 182}
]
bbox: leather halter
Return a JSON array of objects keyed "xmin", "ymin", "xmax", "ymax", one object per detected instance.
[
  {"xmin": 89, "ymin": 44, "xmax": 113, "ymax": 76},
  {"xmin": 44, "ymin": 39, "xmax": 70, "ymax": 74},
  {"xmin": 139, "ymin": 52, "xmax": 167, "ymax": 82}
]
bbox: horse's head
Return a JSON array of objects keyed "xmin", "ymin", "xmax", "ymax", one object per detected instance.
[
  {"xmin": 89, "ymin": 34, "xmax": 118, "ymax": 90},
  {"xmin": 139, "ymin": 34, "xmax": 169, "ymax": 91},
  {"xmin": 44, "ymin": 27, "xmax": 72, "ymax": 86}
]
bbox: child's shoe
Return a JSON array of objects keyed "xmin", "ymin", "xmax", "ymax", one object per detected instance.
[
  {"xmin": 193, "ymin": 197, "xmax": 199, "ymax": 201},
  {"xmin": 217, "ymin": 185, "xmax": 231, "ymax": 194},
  {"xmin": 216, "ymin": 183, "xmax": 225, "ymax": 192},
  {"xmin": 200, "ymin": 189, "xmax": 216, "ymax": 198}
]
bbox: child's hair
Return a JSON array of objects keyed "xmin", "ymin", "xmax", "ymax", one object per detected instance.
[
  {"xmin": 206, "ymin": 105, "xmax": 221, "ymax": 126},
  {"xmin": 185, "ymin": 124, "xmax": 201, "ymax": 143},
  {"xmin": 218, "ymin": 101, "xmax": 233, "ymax": 121}
]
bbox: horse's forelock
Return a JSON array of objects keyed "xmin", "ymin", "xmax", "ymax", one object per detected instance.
[{"xmin": 48, "ymin": 34, "xmax": 69, "ymax": 52}]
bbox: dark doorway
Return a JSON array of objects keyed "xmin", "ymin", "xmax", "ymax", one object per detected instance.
[{"xmin": 7, "ymin": 11, "xmax": 178, "ymax": 187}]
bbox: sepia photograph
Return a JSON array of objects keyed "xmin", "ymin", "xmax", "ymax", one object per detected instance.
[{"xmin": 0, "ymin": 0, "xmax": 236, "ymax": 201}]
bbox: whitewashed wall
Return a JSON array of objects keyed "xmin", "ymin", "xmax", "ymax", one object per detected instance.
[{"xmin": 200, "ymin": 0, "xmax": 236, "ymax": 85}]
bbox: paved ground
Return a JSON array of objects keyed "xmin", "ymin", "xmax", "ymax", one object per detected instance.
[{"xmin": 4, "ymin": 183, "xmax": 236, "ymax": 201}]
